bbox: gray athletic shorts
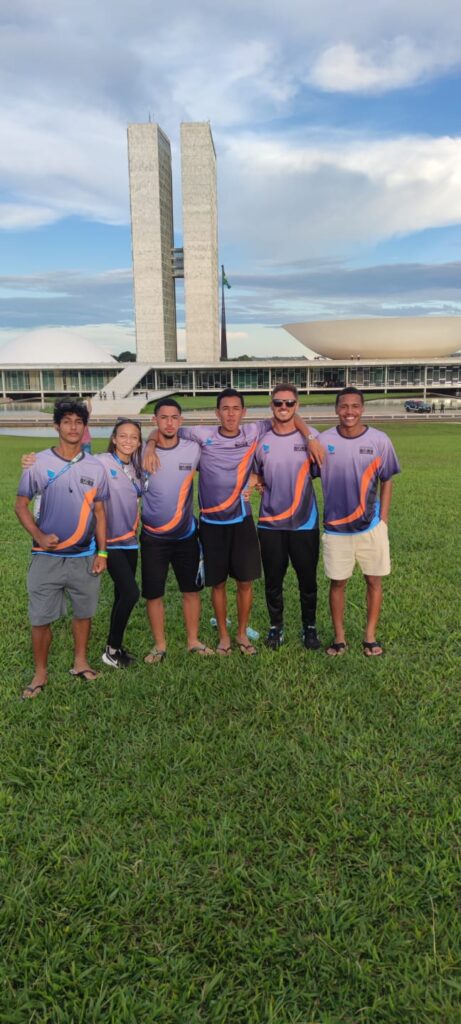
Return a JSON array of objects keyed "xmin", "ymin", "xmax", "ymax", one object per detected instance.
[{"xmin": 27, "ymin": 554, "xmax": 101, "ymax": 626}]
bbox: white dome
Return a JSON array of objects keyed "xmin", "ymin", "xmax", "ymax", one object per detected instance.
[
  {"xmin": 283, "ymin": 317, "xmax": 461, "ymax": 359},
  {"xmin": 0, "ymin": 328, "xmax": 118, "ymax": 366}
]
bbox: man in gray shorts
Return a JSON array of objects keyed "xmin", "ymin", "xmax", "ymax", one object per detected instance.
[{"xmin": 15, "ymin": 399, "xmax": 109, "ymax": 699}]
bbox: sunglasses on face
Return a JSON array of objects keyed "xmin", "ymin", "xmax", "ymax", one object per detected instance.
[{"xmin": 272, "ymin": 398, "xmax": 297, "ymax": 408}]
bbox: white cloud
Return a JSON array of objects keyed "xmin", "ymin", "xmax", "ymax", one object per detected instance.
[
  {"xmin": 0, "ymin": 102, "xmax": 129, "ymax": 229},
  {"xmin": 309, "ymin": 38, "xmax": 456, "ymax": 93},
  {"xmin": 2, "ymin": 1, "xmax": 461, "ymax": 232},
  {"xmin": 0, "ymin": 204, "xmax": 60, "ymax": 230},
  {"xmin": 218, "ymin": 130, "xmax": 461, "ymax": 258}
]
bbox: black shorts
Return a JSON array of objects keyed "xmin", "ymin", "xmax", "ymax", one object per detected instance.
[
  {"xmin": 140, "ymin": 531, "xmax": 202, "ymax": 599},
  {"xmin": 199, "ymin": 515, "xmax": 261, "ymax": 586}
]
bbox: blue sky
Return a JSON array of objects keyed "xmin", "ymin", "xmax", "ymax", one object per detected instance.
[{"xmin": 1, "ymin": 0, "xmax": 461, "ymax": 358}]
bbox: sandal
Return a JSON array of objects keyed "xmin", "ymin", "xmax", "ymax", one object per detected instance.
[
  {"xmin": 216, "ymin": 642, "xmax": 232, "ymax": 656},
  {"xmin": 21, "ymin": 681, "xmax": 46, "ymax": 700},
  {"xmin": 69, "ymin": 667, "xmax": 100, "ymax": 680},
  {"xmin": 326, "ymin": 641, "xmax": 347, "ymax": 657},
  {"xmin": 144, "ymin": 647, "xmax": 167, "ymax": 664},
  {"xmin": 363, "ymin": 641, "xmax": 383, "ymax": 657},
  {"xmin": 189, "ymin": 644, "xmax": 215, "ymax": 656},
  {"xmin": 237, "ymin": 640, "xmax": 257, "ymax": 656}
]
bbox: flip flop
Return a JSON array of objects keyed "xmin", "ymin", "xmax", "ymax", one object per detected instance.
[
  {"xmin": 144, "ymin": 648, "xmax": 167, "ymax": 664},
  {"xmin": 216, "ymin": 643, "xmax": 232, "ymax": 656},
  {"xmin": 189, "ymin": 644, "xmax": 215, "ymax": 656},
  {"xmin": 363, "ymin": 641, "xmax": 383, "ymax": 657},
  {"xmin": 326, "ymin": 641, "xmax": 347, "ymax": 656},
  {"xmin": 237, "ymin": 641, "xmax": 257, "ymax": 656},
  {"xmin": 21, "ymin": 681, "xmax": 46, "ymax": 700},
  {"xmin": 69, "ymin": 668, "xmax": 100, "ymax": 680}
]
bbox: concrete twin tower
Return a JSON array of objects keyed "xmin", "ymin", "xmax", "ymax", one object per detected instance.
[{"xmin": 127, "ymin": 122, "xmax": 219, "ymax": 364}]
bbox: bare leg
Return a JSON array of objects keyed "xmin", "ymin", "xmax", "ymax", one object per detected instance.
[
  {"xmin": 212, "ymin": 582, "xmax": 231, "ymax": 652},
  {"xmin": 71, "ymin": 617, "xmax": 98, "ymax": 676},
  {"xmin": 31, "ymin": 624, "xmax": 52, "ymax": 681},
  {"xmin": 146, "ymin": 598, "xmax": 166, "ymax": 652},
  {"xmin": 235, "ymin": 580, "xmax": 254, "ymax": 648},
  {"xmin": 364, "ymin": 575, "xmax": 384, "ymax": 653},
  {"xmin": 328, "ymin": 579, "xmax": 348, "ymax": 651},
  {"xmin": 22, "ymin": 624, "xmax": 52, "ymax": 698},
  {"xmin": 182, "ymin": 592, "xmax": 201, "ymax": 647}
]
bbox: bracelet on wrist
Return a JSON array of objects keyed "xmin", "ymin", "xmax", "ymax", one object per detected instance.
[{"xmin": 97, "ymin": 550, "xmax": 108, "ymax": 558}]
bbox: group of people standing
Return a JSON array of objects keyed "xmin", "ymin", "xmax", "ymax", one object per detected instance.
[{"xmin": 15, "ymin": 384, "xmax": 400, "ymax": 699}]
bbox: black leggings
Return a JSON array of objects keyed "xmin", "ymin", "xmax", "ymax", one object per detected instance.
[
  {"xmin": 258, "ymin": 528, "xmax": 319, "ymax": 630},
  {"xmin": 106, "ymin": 548, "xmax": 140, "ymax": 649}
]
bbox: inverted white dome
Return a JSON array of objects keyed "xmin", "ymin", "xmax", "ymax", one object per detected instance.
[
  {"xmin": 0, "ymin": 328, "xmax": 118, "ymax": 365},
  {"xmin": 283, "ymin": 317, "xmax": 461, "ymax": 359}
]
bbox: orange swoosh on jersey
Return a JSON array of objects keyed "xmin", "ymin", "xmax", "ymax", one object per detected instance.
[
  {"xmin": 144, "ymin": 471, "xmax": 195, "ymax": 534},
  {"xmin": 259, "ymin": 461, "xmax": 311, "ymax": 523},
  {"xmin": 327, "ymin": 456, "xmax": 381, "ymax": 526},
  {"xmin": 33, "ymin": 488, "xmax": 98, "ymax": 552},
  {"xmin": 108, "ymin": 511, "xmax": 139, "ymax": 544},
  {"xmin": 200, "ymin": 442, "xmax": 258, "ymax": 514}
]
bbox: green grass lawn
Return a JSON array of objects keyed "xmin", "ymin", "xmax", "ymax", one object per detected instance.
[
  {"xmin": 1, "ymin": 424, "xmax": 460, "ymax": 1023},
  {"xmin": 142, "ymin": 391, "xmax": 421, "ymax": 413}
]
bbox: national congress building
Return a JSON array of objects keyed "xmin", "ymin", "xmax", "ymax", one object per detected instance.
[{"xmin": 1, "ymin": 121, "xmax": 460, "ymax": 405}]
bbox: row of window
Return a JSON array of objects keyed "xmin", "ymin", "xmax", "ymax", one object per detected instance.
[
  {"xmin": 2, "ymin": 370, "xmax": 114, "ymax": 391},
  {"xmin": 2, "ymin": 364, "xmax": 461, "ymax": 395}
]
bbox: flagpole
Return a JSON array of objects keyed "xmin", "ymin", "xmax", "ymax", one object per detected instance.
[{"xmin": 220, "ymin": 264, "xmax": 228, "ymax": 360}]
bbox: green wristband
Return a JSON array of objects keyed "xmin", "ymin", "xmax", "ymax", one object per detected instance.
[{"xmin": 97, "ymin": 550, "xmax": 108, "ymax": 558}]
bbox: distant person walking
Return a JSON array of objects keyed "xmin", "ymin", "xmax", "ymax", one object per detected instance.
[{"xmin": 81, "ymin": 398, "xmax": 93, "ymax": 453}]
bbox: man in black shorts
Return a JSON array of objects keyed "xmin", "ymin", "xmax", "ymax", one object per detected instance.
[{"xmin": 141, "ymin": 399, "xmax": 214, "ymax": 662}]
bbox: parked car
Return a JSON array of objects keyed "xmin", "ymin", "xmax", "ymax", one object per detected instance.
[{"xmin": 404, "ymin": 400, "xmax": 432, "ymax": 413}]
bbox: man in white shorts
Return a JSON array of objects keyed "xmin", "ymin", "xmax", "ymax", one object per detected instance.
[{"xmin": 320, "ymin": 387, "xmax": 400, "ymax": 657}]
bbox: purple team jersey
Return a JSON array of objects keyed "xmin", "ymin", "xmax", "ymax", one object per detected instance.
[
  {"xmin": 255, "ymin": 427, "xmax": 320, "ymax": 531},
  {"xmin": 97, "ymin": 453, "xmax": 141, "ymax": 550},
  {"xmin": 17, "ymin": 449, "xmax": 109, "ymax": 556},
  {"xmin": 320, "ymin": 426, "xmax": 400, "ymax": 534},
  {"xmin": 180, "ymin": 420, "xmax": 272, "ymax": 524},
  {"xmin": 142, "ymin": 438, "xmax": 200, "ymax": 540}
]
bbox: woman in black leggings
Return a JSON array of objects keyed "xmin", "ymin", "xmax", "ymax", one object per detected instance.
[{"xmin": 98, "ymin": 419, "xmax": 144, "ymax": 669}]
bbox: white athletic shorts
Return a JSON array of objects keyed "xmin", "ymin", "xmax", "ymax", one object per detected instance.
[{"xmin": 322, "ymin": 520, "xmax": 391, "ymax": 580}]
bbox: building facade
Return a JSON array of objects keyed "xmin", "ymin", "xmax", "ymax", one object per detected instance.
[
  {"xmin": 3, "ymin": 357, "xmax": 460, "ymax": 403},
  {"xmin": 181, "ymin": 123, "xmax": 219, "ymax": 362},
  {"xmin": 127, "ymin": 121, "xmax": 219, "ymax": 365},
  {"xmin": 127, "ymin": 123, "xmax": 177, "ymax": 362}
]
